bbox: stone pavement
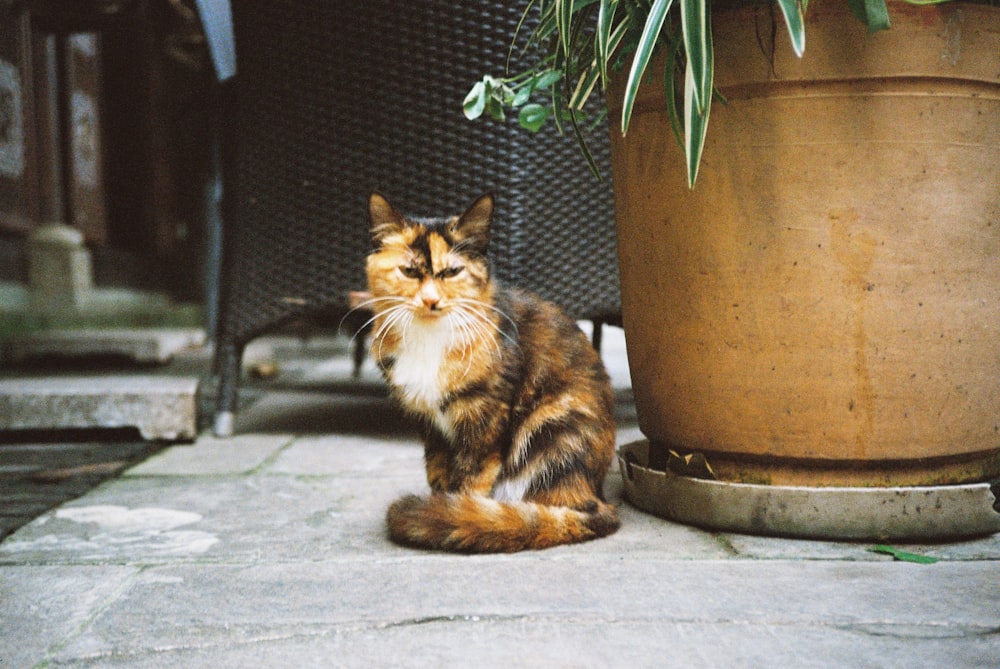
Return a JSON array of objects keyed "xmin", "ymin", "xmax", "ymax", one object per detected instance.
[
  {"xmin": 1, "ymin": 329, "xmax": 998, "ymax": 668},
  {"xmin": 0, "ymin": 431, "xmax": 162, "ymax": 543}
]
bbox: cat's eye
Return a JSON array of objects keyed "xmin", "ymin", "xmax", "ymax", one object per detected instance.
[
  {"xmin": 399, "ymin": 265, "xmax": 422, "ymax": 279},
  {"xmin": 437, "ymin": 266, "xmax": 464, "ymax": 279}
]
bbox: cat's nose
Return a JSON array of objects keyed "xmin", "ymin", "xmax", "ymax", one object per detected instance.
[{"xmin": 420, "ymin": 282, "xmax": 441, "ymax": 310}]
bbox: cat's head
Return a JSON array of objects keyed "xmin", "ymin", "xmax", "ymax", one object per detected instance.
[{"xmin": 365, "ymin": 193, "xmax": 494, "ymax": 320}]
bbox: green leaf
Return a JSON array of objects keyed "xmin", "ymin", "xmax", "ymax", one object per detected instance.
[
  {"xmin": 463, "ymin": 80, "xmax": 488, "ymax": 120},
  {"xmin": 870, "ymin": 545, "xmax": 940, "ymax": 564},
  {"xmin": 534, "ymin": 70, "xmax": 564, "ymax": 90},
  {"xmin": 486, "ymin": 76, "xmax": 516, "ymax": 106},
  {"xmin": 848, "ymin": 0, "xmax": 891, "ymax": 32},
  {"xmin": 506, "ymin": 0, "xmax": 542, "ymax": 73},
  {"xmin": 680, "ymin": 0, "xmax": 711, "ymax": 114},
  {"xmin": 621, "ymin": 0, "xmax": 675, "ymax": 135},
  {"xmin": 512, "ymin": 85, "xmax": 534, "ymax": 107},
  {"xmin": 864, "ymin": 0, "xmax": 891, "ymax": 32},
  {"xmin": 534, "ymin": 1, "xmax": 559, "ymax": 42},
  {"xmin": 556, "ymin": 0, "xmax": 573, "ymax": 57},
  {"xmin": 775, "ymin": 0, "xmax": 806, "ymax": 57},
  {"xmin": 596, "ymin": 0, "xmax": 618, "ymax": 86},
  {"xmin": 519, "ymin": 103, "xmax": 553, "ymax": 132},
  {"xmin": 847, "ymin": 0, "xmax": 866, "ymax": 23},
  {"xmin": 485, "ymin": 96, "xmax": 506, "ymax": 122},
  {"xmin": 568, "ymin": 108, "xmax": 603, "ymax": 181},
  {"xmin": 663, "ymin": 34, "xmax": 684, "ymax": 152},
  {"xmin": 570, "ymin": 64, "xmax": 601, "ymax": 110},
  {"xmin": 683, "ymin": 53, "xmax": 711, "ymax": 188}
]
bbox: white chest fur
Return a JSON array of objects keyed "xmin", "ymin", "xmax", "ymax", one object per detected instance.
[{"xmin": 386, "ymin": 317, "xmax": 454, "ymax": 437}]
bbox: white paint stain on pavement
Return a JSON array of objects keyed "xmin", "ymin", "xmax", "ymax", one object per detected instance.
[{"xmin": 1, "ymin": 505, "xmax": 218, "ymax": 557}]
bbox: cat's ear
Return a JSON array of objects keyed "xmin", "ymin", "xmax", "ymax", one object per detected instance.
[
  {"xmin": 449, "ymin": 193, "xmax": 493, "ymax": 255},
  {"xmin": 369, "ymin": 192, "xmax": 407, "ymax": 247}
]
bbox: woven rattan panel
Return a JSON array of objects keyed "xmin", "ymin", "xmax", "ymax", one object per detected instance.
[{"xmin": 220, "ymin": 0, "xmax": 620, "ymax": 351}]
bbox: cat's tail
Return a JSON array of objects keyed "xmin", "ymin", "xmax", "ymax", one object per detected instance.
[{"xmin": 386, "ymin": 493, "xmax": 620, "ymax": 553}]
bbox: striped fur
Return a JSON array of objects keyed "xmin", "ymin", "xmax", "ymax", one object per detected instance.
[{"xmin": 364, "ymin": 192, "xmax": 619, "ymax": 552}]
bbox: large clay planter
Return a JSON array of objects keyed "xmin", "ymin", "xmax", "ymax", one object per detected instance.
[{"xmin": 610, "ymin": 0, "xmax": 1000, "ymax": 487}]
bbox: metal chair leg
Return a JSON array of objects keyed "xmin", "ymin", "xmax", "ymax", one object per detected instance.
[{"xmin": 213, "ymin": 340, "xmax": 243, "ymax": 437}]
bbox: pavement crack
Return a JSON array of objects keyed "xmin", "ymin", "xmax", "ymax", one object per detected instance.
[
  {"xmin": 376, "ymin": 613, "xmax": 533, "ymax": 629},
  {"xmin": 836, "ymin": 622, "xmax": 1000, "ymax": 640}
]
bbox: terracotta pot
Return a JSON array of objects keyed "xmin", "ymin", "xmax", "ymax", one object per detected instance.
[{"xmin": 609, "ymin": 0, "xmax": 1000, "ymax": 486}]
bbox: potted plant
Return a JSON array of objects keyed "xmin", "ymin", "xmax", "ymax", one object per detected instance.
[
  {"xmin": 464, "ymin": 0, "xmax": 904, "ymax": 187},
  {"xmin": 466, "ymin": 0, "xmax": 1000, "ymax": 539}
]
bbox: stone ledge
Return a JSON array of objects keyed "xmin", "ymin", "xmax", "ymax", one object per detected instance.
[
  {"xmin": 3, "ymin": 328, "xmax": 206, "ymax": 364},
  {"xmin": 0, "ymin": 376, "xmax": 199, "ymax": 441}
]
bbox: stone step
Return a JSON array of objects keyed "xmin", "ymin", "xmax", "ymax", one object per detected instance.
[
  {"xmin": 0, "ymin": 376, "xmax": 199, "ymax": 441},
  {"xmin": 3, "ymin": 328, "xmax": 206, "ymax": 364}
]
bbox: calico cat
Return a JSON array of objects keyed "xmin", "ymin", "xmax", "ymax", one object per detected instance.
[{"xmin": 364, "ymin": 192, "xmax": 619, "ymax": 552}]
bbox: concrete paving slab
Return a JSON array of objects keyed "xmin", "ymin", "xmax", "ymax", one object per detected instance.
[
  {"xmin": 0, "ymin": 376, "xmax": 198, "ymax": 440},
  {"xmin": 264, "ymin": 434, "xmax": 425, "ymax": 477},
  {"xmin": 0, "ymin": 475, "xmax": 415, "ymax": 565},
  {"xmin": 895, "ymin": 535, "xmax": 1000, "ymax": 561},
  {"xmin": 0, "ymin": 463, "xmax": 730, "ymax": 566},
  {"xmin": 40, "ymin": 618, "xmax": 998, "ymax": 669},
  {"xmin": 125, "ymin": 434, "xmax": 295, "ymax": 477},
  {"xmin": 2, "ymin": 326, "xmax": 998, "ymax": 669},
  {"xmin": 723, "ymin": 531, "xmax": 1000, "ymax": 562},
  {"xmin": 0, "ymin": 438, "xmax": 163, "ymax": 541},
  {"xmin": 0, "ymin": 503, "xmax": 221, "ymax": 563},
  {"xmin": 35, "ymin": 560, "xmax": 1000, "ymax": 669},
  {"xmin": 0, "ymin": 565, "xmax": 139, "ymax": 669}
]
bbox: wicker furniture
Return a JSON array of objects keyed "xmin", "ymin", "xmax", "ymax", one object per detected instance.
[{"xmin": 213, "ymin": 0, "xmax": 620, "ymax": 436}]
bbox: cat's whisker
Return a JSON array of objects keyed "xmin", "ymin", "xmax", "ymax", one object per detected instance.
[
  {"xmin": 456, "ymin": 312, "xmax": 497, "ymax": 359},
  {"xmin": 452, "ymin": 301, "xmax": 514, "ymax": 352},
  {"xmin": 376, "ymin": 306, "xmax": 412, "ymax": 342},
  {"xmin": 465, "ymin": 320, "xmax": 502, "ymax": 368},
  {"xmin": 375, "ymin": 308, "xmax": 413, "ymax": 364},
  {"xmin": 450, "ymin": 318, "xmax": 469, "ymax": 356},
  {"xmin": 372, "ymin": 305, "xmax": 411, "ymax": 351},
  {"xmin": 448, "ymin": 314, "xmax": 476, "ymax": 379},
  {"xmin": 370, "ymin": 307, "xmax": 399, "ymax": 341},
  {"xmin": 453, "ymin": 297, "xmax": 519, "ymax": 334},
  {"xmin": 451, "ymin": 297, "xmax": 519, "ymax": 348},
  {"xmin": 445, "ymin": 311, "xmax": 464, "ymax": 353},
  {"xmin": 451, "ymin": 306, "xmax": 490, "ymax": 352},
  {"xmin": 443, "ymin": 307, "xmax": 490, "ymax": 381},
  {"xmin": 444, "ymin": 310, "xmax": 469, "ymax": 348},
  {"xmin": 453, "ymin": 307, "xmax": 483, "ymax": 378},
  {"xmin": 341, "ymin": 296, "xmax": 407, "ymax": 332},
  {"xmin": 349, "ymin": 301, "xmax": 409, "ymax": 347},
  {"xmin": 344, "ymin": 297, "xmax": 410, "ymax": 350},
  {"xmin": 342, "ymin": 295, "xmax": 407, "ymax": 322}
]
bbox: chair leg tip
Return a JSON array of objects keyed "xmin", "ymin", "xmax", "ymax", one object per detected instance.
[{"xmin": 213, "ymin": 411, "xmax": 235, "ymax": 438}]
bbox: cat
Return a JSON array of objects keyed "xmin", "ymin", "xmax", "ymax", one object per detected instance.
[{"xmin": 363, "ymin": 191, "xmax": 619, "ymax": 552}]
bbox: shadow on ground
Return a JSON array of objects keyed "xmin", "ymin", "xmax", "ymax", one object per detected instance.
[{"xmin": 0, "ymin": 429, "xmax": 165, "ymax": 541}]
